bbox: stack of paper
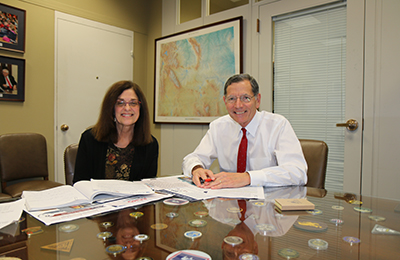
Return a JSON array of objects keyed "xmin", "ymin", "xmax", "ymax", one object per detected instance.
[
  {"xmin": 142, "ymin": 175, "xmax": 265, "ymax": 201},
  {"xmin": 26, "ymin": 193, "xmax": 172, "ymax": 226},
  {"xmin": 22, "ymin": 179, "xmax": 154, "ymax": 211},
  {"xmin": 0, "ymin": 198, "xmax": 25, "ymax": 231}
]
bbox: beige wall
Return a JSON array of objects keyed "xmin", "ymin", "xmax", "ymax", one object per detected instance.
[
  {"xmin": 0, "ymin": 0, "xmax": 162, "ymax": 180},
  {"xmin": 146, "ymin": 1, "xmax": 162, "ymax": 144}
]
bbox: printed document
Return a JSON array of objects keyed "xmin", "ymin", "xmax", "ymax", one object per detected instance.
[
  {"xmin": 22, "ymin": 179, "xmax": 154, "ymax": 211},
  {"xmin": 26, "ymin": 193, "xmax": 171, "ymax": 226},
  {"xmin": 0, "ymin": 198, "xmax": 25, "ymax": 230},
  {"xmin": 142, "ymin": 175, "xmax": 264, "ymax": 200}
]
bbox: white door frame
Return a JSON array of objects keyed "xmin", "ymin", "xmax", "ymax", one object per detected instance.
[
  {"xmin": 253, "ymin": 0, "xmax": 365, "ymax": 194},
  {"xmin": 54, "ymin": 12, "xmax": 133, "ymax": 183}
]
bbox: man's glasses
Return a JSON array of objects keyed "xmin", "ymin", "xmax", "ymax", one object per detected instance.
[
  {"xmin": 225, "ymin": 95, "xmax": 255, "ymax": 104},
  {"xmin": 115, "ymin": 100, "xmax": 141, "ymax": 108}
]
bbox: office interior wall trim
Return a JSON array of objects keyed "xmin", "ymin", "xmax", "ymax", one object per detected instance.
[{"xmin": 362, "ymin": 0, "xmax": 400, "ymax": 200}]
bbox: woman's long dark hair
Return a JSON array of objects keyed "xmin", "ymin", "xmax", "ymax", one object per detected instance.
[{"xmin": 92, "ymin": 80, "xmax": 153, "ymax": 146}]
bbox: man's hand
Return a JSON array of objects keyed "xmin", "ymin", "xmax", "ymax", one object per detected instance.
[
  {"xmin": 192, "ymin": 166, "xmax": 216, "ymax": 187},
  {"xmin": 203, "ymin": 172, "xmax": 251, "ymax": 189}
]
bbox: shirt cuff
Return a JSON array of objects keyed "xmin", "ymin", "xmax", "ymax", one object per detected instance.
[
  {"xmin": 183, "ymin": 161, "xmax": 204, "ymax": 177},
  {"xmin": 247, "ymin": 171, "xmax": 264, "ymax": 187}
]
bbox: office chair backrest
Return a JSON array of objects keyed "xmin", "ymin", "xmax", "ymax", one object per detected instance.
[
  {"xmin": 0, "ymin": 133, "xmax": 63, "ymax": 198},
  {"xmin": 299, "ymin": 139, "xmax": 328, "ymax": 189},
  {"xmin": 64, "ymin": 143, "xmax": 78, "ymax": 185},
  {"xmin": 0, "ymin": 133, "xmax": 49, "ymax": 184}
]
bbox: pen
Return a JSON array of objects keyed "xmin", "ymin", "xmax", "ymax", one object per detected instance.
[{"xmin": 200, "ymin": 178, "xmax": 213, "ymax": 184}]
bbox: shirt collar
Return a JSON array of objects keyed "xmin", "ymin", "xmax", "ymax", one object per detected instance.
[
  {"xmin": 233, "ymin": 110, "xmax": 260, "ymax": 137},
  {"xmin": 245, "ymin": 110, "xmax": 260, "ymax": 137}
]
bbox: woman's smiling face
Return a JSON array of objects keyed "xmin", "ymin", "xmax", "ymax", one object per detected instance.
[{"xmin": 114, "ymin": 88, "xmax": 140, "ymax": 128}]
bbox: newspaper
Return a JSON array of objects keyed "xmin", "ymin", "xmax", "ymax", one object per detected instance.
[{"xmin": 26, "ymin": 193, "xmax": 171, "ymax": 226}]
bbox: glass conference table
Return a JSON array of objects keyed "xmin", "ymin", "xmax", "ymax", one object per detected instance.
[{"xmin": 1, "ymin": 186, "xmax": 400, "ymax": 260}]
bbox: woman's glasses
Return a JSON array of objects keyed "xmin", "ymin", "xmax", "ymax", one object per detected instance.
[{"xmin": 115, "ymin": 100, "xmax": 141, "ymax": 108}]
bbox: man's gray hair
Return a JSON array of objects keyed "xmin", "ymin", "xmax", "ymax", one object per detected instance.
[{"xmin": 224, "ymin": 73, "xmax": 259, "ymax": 96}]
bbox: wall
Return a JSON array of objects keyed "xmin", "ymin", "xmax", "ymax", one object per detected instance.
[
  {"xmin": 146, "ymin": 0, "xmax": 162, "ymax": 152},
  {"xmin": 0, "ymin": 0, "xmax": 162, "ymax": 180},
  {"xmin": 362, "ymin": 0, "xmax": 400, "ymax": 200},
  {"xmin": 159, "ymin": 0, "xmax": 253, "ymax": 177}
]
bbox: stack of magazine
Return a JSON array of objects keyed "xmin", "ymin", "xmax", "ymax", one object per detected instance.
[{"xmin": 22, "ymin": 179, "xmax": 171, "ymax": 225}]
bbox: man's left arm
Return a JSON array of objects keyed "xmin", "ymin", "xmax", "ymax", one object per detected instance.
[{"xmin": 248, "ymin": 120, "xmax": 307, "ymax": 187}]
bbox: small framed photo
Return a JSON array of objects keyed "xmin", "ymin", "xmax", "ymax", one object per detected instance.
[
  {"xmin": 0, "ymin": 3, "xmax": 26, "ymax": 53},
  {"xmin": 0, "ymin": 56, "xmax": 25, "ymax": 102}
]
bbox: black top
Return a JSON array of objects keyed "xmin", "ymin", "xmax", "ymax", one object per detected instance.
[
  {"xmin": 105, "ymin": 143, "xmax": 136, "ymax": 180},
  {"xmin": 73, "ymin": 129, "xmax": 158, "ymax": 183}
]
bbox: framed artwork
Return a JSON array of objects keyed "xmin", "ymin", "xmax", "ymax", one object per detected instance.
[
  {"xmin": 154, "ymin": 16, "xmax": 243, "ymax": 124},
  {"xmin": 0, "ymin": 56, "xmax": 25, "ymax": 102},
  {"xmin": 0, "ymin": 3, "xmax": 26, "ymax": 53}
]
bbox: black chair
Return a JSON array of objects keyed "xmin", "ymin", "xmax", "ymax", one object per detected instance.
[
  {"xmin": 63, "ymin": 143, "xmax": 79, "ymax": 185},
  {"xmin": 0, "ymin": 133, "xmax": 63, "ymax": 198},
  {"xmin": 299, "ymin": 139, "xmax": 328, "ymax": 189}
]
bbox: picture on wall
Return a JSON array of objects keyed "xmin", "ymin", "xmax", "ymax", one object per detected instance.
[
  {"xmin": 154, "ymin": 16, "xmax": 243, "ymax": 124},
  {"xmin": 0, "ymin": 3, "xmax": 26, "ymax": 53},
  {"xmin": 0, "ymin": 56, "xmax": 25, "ymax": 102}
]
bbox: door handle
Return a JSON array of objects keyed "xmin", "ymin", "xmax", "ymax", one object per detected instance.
[
  {"xmin": 60, "ymin": 124, "xmax": 69, "ymax": 131},
  {"xmin": 336, "ymin": 119, "xmax": 358, "ymax": 131}
]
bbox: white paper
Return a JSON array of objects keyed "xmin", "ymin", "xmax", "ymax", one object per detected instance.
[
  {"xmin": 208, "ymin": 186, "xmax": 265, "ymax": 200},
  {"xmin": 142, "ymin": 176, "xmax": 197, "ymax": 190},
  {"xmin": 142, "ymin": 175, "xmax": 264, "ymax": 200},
  {"xmin": 89, "ymin": 179, "xmax": 154, "ymax": 197},
  {"xmin": 22, "ymin": 185, "xmax": 89, "ymax": 211},
  {"xmin": 73, "ymin": 179, "xmax": 154, "ymax": 201},
  {"xmin": 106, "ymin": 193, "xmax": 173, "ymax": 209},
  {"xmin": 26, "ymin": 193, "xmax": 171, "ymax": 226},
  {"xmin": 0, "ymin": 198, "xmax": 25, "ymax": 230},
  {"xmin": 22, "ymin": 180, "xmax": 155, "ymax": 211}
]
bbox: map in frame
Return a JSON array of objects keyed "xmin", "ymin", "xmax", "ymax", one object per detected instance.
[{"xmin": 154, "ymin": 17, "xmax": 242, "ymax": 124}]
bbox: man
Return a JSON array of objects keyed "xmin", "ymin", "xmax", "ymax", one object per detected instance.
[
  {"xmin": 182, "ymin": 74, "xmax": 307, "ymax": 188},
  {"xmin": 0, "ymin": 68, "xmax": 17, "ymax": 92}
]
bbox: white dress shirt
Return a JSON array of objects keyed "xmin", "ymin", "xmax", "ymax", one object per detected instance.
[{"xmin": 182, "ymin": 110, "xmax": 307, "ymax": 187}]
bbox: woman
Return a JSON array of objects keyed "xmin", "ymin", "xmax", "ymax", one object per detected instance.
[{"xmin": 73, "ymin": 81, "xmax": 158, "ymax": 183}]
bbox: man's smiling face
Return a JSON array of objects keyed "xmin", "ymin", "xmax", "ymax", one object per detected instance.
[{"xmin": 223, "ymin": 80, "xmax": 260, "ymax": 128}]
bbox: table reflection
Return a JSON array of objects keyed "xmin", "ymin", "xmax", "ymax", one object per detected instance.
[
  {"xmin": 115, "ymin": 209, "xmax": 146, "ymax": 259},
  {"xmin": 2, "ymin": 186, "xmax": 400, "ymax": 260},
  {"xmin": 203, "ymin": 186, "xmax": 306, "ymax": 259},
  {"xmin": 93, "ymin": 207, "xmax": 153, "ymax": 260}
]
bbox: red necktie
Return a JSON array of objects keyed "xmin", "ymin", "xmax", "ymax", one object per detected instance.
[
  {"xmin": 237, "ymin": 128, "xmax": 247, "ymax": 173},
  {"xmin": 5, "ymin": 77, "xmax": 12, "ymax": 89},
  {"xmin": 238, "ymin": 199, "xmax": 247, "ymax": 221}
]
